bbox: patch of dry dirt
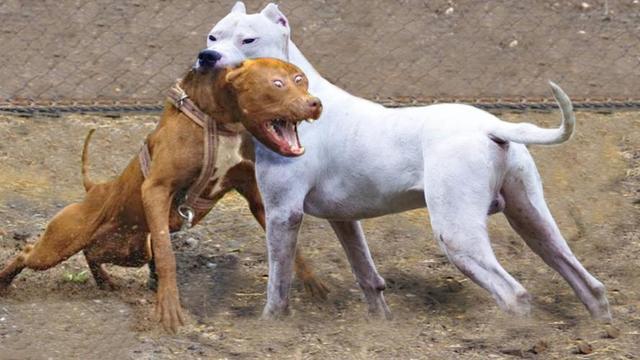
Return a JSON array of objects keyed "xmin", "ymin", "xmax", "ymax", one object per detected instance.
[{"xmin": 0, "ymin": 111, "xmax": 638, "ymax": 359}]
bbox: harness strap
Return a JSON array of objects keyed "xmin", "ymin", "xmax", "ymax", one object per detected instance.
[
  {"xmin": 138, "ymin": 81, "xmax": 238, "ymax": 223},
  {"xmin": 138, "ymin": 142, "xmax": 151, "ymax": 179},
  {"xmin": 166, "ymin": 85, "xmax": 208, "ymax": 128},
  {"xmin": 138, "ymin": 140, "xmax": 216, "ymax": 212},
  {"xmin": 166, "ymin": 85, "xmax": 242, "ymax": 136},
  {"xmin": 183, "ymin": 108, "xmax": 217, "ymax": 211}
]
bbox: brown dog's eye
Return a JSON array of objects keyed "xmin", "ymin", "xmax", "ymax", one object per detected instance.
[
  {"xmin": 294, "ymin": 75, "xmax": 304, "ymax": 84},
  {"xmin": 273, "ymin": 79, "xmax": 284, "ymax": 88}
]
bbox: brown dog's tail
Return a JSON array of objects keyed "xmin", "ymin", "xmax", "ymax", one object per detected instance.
[{"xmin": 82, "ymin": 129, "xmax": 96, "ymax": 192}]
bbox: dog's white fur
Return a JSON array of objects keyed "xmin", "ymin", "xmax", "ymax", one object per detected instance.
[{"xmin": 204, "ymin": 2, "xmax": 611, "ymax": 321}]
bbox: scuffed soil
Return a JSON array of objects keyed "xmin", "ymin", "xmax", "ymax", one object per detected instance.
[{"xmin": 0, "ymin": 111, "xmax": 638, "ymax": 359}]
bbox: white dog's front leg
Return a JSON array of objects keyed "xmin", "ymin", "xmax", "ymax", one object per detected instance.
[{"xmin": 262, "ymin": 209, "xmax": 303, "ymax": 319}]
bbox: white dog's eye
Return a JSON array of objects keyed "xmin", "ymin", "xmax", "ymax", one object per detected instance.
[
  {"xmin": 273, "ymin": 79, "xmax": 284, "ymax": 88},
  {"xmin": 208, "ymin": 35, "xmax": 216, "ymax": 42},
  {"xmin": 294, "ymin": 75, "xmax": 304, "ymax": 84},
  {"xmin": 242, "ymin": 38, "xmax": 257, "ymax": 45}
]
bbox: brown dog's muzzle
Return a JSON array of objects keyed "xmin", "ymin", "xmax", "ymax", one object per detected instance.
[
  {"xmin": 305, "ymin": 96, "xmax": 323, "ymax": 120},
  {"xmin": 289, "ymin": 96, "xmax": 322, "ymax": 122}
]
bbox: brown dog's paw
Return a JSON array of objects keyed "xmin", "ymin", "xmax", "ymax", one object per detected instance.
[
  {"xmin": 155, "ymin": 286, "xmax": 185, "ymax": 334},
  {"xmin": 147, "ymin": 277, "xmax": 158, "ymax": 292},
  {"xmin": 91, "ymin": 270, "xmax": 118, "ymax": 291},
  {"xmin": 303, "ymin": 276, "xmax": 330, "ymax": 301},
  {"xmin": 0, "ymin": 282, "xmax": 11, "ymax": 296},
  {"xmin": 96, "ymin": 280, "xmax": 118, "ymax": 291},
  {"xmin": 146, "ymin": 269, "xmax": 158, "ymax": 292}
]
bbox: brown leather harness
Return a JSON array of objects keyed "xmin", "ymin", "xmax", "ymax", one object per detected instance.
[{"xmin": 139, "ymin": 82, "xmax": 240, "ymax": 230}]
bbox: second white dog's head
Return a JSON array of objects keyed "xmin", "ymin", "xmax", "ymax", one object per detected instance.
[{"xmin": 195, "ymin": 2, "xmax": 290, "ymax": 70}]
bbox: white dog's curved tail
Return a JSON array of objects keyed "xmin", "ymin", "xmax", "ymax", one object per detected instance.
[{"xmin": 489, "ymin": 81, "xmax": 575, "ymax": 145}]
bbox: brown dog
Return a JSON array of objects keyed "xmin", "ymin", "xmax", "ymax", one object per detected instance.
[{"xmin": 0, "ymin": 58, "xmax": 325, "ymax": 332}]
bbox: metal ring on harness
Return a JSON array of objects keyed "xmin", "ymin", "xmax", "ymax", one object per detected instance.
[
  {"xmin": 176, "ymin": 93, "xmax": 188, "ymax": 108},
  {"xmin": 177, "ymin": 204, "xmax": 194, "ymax": 231}
]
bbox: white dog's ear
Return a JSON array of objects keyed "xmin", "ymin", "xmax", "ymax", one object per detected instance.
[
  {"xmin": 260, "ymin": 3, "xmax": 289, "ymax": 28},
  {"xmin": 231, "ymin": 1, "xmax": 246, "ymax": 14}
]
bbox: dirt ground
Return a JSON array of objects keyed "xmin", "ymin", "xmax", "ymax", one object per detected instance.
[{"xmin": 0, "ymin": 110, "xmax": 639, "ymax": 359}]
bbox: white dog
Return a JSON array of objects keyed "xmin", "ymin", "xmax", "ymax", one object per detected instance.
[{"xmin": 202, "ymin": 2, "xmax": 611, "ymax": 322}]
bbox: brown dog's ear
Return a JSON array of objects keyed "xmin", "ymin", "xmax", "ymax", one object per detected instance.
[{"xmin": 225, "ymin": 65, "xmax": 245, "ymax": 84}]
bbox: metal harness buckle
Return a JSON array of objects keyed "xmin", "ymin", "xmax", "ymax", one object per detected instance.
[
  {"xmin": 176, "ymin": 92, "xmax": 188, "ymax": 108},
  {"xmin": 177, "ymin": 204, "xmax": 194, "ymax": 232}
]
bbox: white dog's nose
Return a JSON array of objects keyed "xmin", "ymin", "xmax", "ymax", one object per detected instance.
[{"xmin": 197, "ymin": 50, "xmax": 222, "ymax": 68}]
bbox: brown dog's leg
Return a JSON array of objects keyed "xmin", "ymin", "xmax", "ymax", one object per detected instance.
[
  {"xmin": 231, "ymin": 162, "xmax": 329, "ymax": 300},
  {"xmin": 293, "ymin": 249, "xmax": 329, "ymax": 300},
  {"xmin": 84, "ymin": 231, "xmax": 152, "ymax": 290},
  {"xmin": 0, "ymin": 203, "xmax": 99, "ymax": 291},
  {"xmin": 0, "ymin": 260, "xmax": 24, "ymax": 292},
  {"xmin": 84, "ymin": 251, "xmax": 117, "ymax": 291},
  {"xmin": 141, "ymin": 179, "xmax": 184, "ymax": 333},
  {"xmin": 0, "ymin": 244, "xmax": 32, "ymax": 292}
]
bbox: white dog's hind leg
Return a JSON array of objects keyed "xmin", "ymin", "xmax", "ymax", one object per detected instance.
[
  {"xmin": 424, "ymin": 137, "xmax": 532, "ymax": 315},
  {"xmin": 262, "ymin": 209, "xmax": 303, "ymax": 319},
  {"xmin": 502, "ymin": 147, "xmax": 612, "ymax": 322},
  {"xmin": 428, "ymin": 212, "xmax": 532, "ymax": 315},
  {"xmin": 329, "ymin": 220, "xmax": 392, "ymax": 319}
]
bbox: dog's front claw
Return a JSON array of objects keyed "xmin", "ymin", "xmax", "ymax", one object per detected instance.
[
  {"xmin": 96, "ymin": 281, "xmax": 118, "ymax": 291},
  {"xmin": 589, "ymin": 302, "xmax": 613, "ymax": 324},
  {"xmin": 94, "ymin": 274, "xmax": 118, "ymax": 291},
  {"xmin": 261, "ymin": 303, "xmax": 291, "ymax": 320},
  {"xmin": 501, "ymin": 290, "xmax": 532, "ymax": 317},
  {"xmin": 367, "ymin": 300, "xmax": 393, "ymax": 321},
  {"xmin": 155, "ymin": 286, "xmax": 185, "ymax": 333},
  {"xmin": 363, "ymin": 290, "xmax": 392, "ymax": 320},
  {"xmin": 303, "ymin": 276, "xmax": 330, "ymax": 301}
]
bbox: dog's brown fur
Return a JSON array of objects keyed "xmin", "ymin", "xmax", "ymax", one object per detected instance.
[{"xmin": 0, "ymin": 59, "xmax": 326, "ymax": 333}]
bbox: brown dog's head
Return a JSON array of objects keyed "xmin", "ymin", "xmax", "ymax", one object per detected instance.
[
  {"xmin": 223, "ymin": 58, "xmax": 322, "ymax": 156},
  {"xmin": 181, "ymin": 58, "xmax": 322, "ymax": 157}
]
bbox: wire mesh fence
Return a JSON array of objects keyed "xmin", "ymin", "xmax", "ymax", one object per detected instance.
[{"xmin": 0, "ymin": 0, "xmax": 638, "ymax": 105}]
